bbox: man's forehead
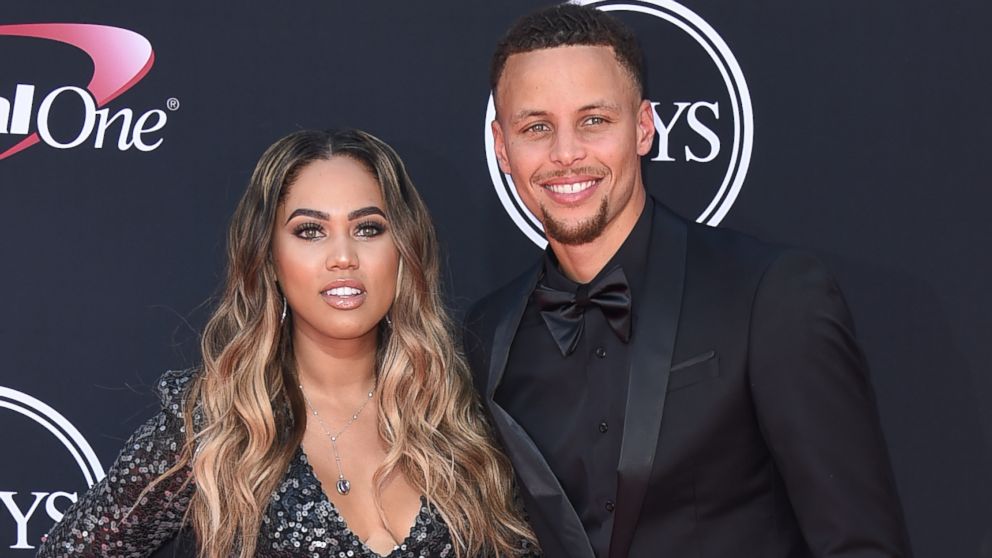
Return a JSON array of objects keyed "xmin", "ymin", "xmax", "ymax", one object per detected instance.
[
  {"xmin": 496, "ymin": 45, "xmax": 639, "ymax": 115},
  {"xmin": 502, "ymin": 44, "xmax": 621, "ymax": 75},
  {"xmin": 508, "ymin": 101, "xmax": 623, "ymax": 125}
]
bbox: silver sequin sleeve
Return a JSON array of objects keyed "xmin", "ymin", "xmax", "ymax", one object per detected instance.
[{"xmin": 36, "ymin": 369, "xmax": 196, "ymax": 558}]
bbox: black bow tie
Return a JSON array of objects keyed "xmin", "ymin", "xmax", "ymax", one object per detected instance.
[{"xmin": 533, "ymin": 266, "xmax": 632, "ymax": 356}]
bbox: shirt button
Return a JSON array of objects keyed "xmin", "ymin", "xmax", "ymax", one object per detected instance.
[
  {"xmin": 605, "ymin": 500, "xmax": 615, "ymax": 513},
  {"xmin": 598, "ymin": 421, "xmax": 609, "ymax": 433},
  {"xmin": 595, "ymin": 346, "xmax": 607, "ymax": 358}
]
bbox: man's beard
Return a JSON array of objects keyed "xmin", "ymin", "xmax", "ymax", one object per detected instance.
[{"xmin": 541, "ymin": 197, "xmax": 609, "ymax": 246}]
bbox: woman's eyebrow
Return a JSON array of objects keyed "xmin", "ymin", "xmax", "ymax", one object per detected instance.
[
  {"xmin": 348, "ymin": 206, "xmax": 386, "ymax": 220},
  {"xmin": 285, "ymin": 208, "xmax": 330, "ymax": 224}
]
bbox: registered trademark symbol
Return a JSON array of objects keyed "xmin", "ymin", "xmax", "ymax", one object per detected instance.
[{"xmin": 166, "ymin": 97, "xmax": 180, "ymax": 111}]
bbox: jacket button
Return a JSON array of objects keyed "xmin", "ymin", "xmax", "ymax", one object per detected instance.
[
  {"xmin": 598, "ymin": 421, "xmax": 609, "ymax": 433},
  {"xmin": 595, "ymin": 347, "xmax": 607, "ymax": 358},
  {"xmin": 605, "ymin": 500, "xmax": 615, "ymax": 512}
]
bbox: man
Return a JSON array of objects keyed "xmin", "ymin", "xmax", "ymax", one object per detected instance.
[{"xmin": 463, "ymin": 4, "xmax": 912, "ymax": 558}]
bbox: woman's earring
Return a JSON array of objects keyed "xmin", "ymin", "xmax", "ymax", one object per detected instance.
[
  {"xmin": 280, "ymin": 296, "xmax": 287, "ymax": 324},
  {"xmin": 384, "ymin": 314, "xmax": 392, "ymax": 328}
]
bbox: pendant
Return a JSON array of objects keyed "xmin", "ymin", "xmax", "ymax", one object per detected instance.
[{"xmin": 336, "ymin": 478, "xmax": 351, "ymax": 495}]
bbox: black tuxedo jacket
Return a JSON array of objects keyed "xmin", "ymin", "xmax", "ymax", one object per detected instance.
[{"xmin": 463, "ymin": 199, "xmax": 911, "ymax": 558}]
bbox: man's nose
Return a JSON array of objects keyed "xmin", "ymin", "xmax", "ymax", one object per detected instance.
[{"xmin": 550, "ymin": 128, "xmax": 587, "ymax": 166}]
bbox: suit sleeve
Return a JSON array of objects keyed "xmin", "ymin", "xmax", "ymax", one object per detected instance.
[{"xmin": 748, "ymin": 250, "xmax": 912, "ymax": 557}]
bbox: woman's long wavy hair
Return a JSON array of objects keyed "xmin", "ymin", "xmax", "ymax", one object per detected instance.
[{"xmin": 159, "ymin": 129, "xmax": 536, "ymax": 557}]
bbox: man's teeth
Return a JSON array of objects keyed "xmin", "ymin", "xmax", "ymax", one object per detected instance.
[
  {"xmin": 325, "ymin": 287, "xmax": 363, "ymax": 297},
  {"xmin": 545, "ymin": 180, "xmax": 596, "ymax": 194}
]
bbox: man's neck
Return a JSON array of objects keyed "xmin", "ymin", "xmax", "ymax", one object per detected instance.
[{"xmin": 549, "ymin": 190, "xmax": 646, "ymax": 284}]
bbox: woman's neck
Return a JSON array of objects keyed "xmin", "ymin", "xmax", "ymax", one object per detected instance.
[{"xmin": 292, "ymin": 326, "xmax": 378, "ymax": 399}]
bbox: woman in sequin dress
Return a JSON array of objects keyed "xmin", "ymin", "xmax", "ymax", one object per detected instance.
[{"xmin": 38, "ymin": 129, "xmax": 538, "ymax": 558}]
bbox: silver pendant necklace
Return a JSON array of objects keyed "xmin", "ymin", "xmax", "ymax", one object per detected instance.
[{"xmin": 299, "ymin": 381, "xmax": 375, "ymax": 496}]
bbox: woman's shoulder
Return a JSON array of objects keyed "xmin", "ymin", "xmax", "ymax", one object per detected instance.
[{"xmin": 155, "ymin": 368, "xmax": 200, "ymax": 415}]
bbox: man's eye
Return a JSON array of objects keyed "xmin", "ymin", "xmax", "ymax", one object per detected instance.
[
  {"xmin": 524, "ymin": 123, "xmax": 551, "ymax": 134},
  {"xmin": 293, "ymin": 223, "xmax": 324, "ymax": 240},
  {"xmin": 584, "ymin": 116, "xmax": 606, "ymax": 126},
  {"xmin": 356, "ymin": 221, "xmax": 385, "ymax": 238}
]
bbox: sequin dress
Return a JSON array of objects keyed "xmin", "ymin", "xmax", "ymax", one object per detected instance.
[{"xmin": 36, "ymin": 369, "xmax": 460, "ymax": 558}]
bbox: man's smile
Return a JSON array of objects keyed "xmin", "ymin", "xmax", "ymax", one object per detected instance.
[
  {"xmin": 543, "ymin": 179, "xmax": 599, "ymax": 195},
  {"xmin": 535, "ymin": 169, "xmax": 609, "ymax": 206}
]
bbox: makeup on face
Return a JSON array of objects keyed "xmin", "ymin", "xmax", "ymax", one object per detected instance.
[{"xmin": 272, "ymin": 157, "xmax": 400, "ymax": 342}]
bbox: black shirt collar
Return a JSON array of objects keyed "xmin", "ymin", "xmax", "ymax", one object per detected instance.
[{"xmin": 542, "ymin": 200, "xmax": 654, "ymax": 296}]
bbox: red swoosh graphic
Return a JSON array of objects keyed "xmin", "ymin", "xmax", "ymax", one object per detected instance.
[{"xmin": 0, "ymin": 23, "xmax": 155, "ymax": 160}]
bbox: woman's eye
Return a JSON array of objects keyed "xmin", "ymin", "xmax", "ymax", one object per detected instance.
[
  {"xmin": 355, "ymin": 221, "xmax": 385, "ymax": 238},
  {"xmin": 293, "ymin": 222, "xmax": 324, "ymax": 240}
]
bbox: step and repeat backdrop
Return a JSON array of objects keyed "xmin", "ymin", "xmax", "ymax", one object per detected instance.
[{"xmin": 1, "ymin": 1, "xmax": 989, "ymax": 556}]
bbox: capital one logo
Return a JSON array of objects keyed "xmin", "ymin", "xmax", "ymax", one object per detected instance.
[
  {"xmin": 484, "ymin": 0, "xmax": 754, "ymax": 247},
  {"xmin": 0, "ymin": 23, "xmax": 171, "ymax": 160},
  {"xmin": 0, "ymin": 386, "xmax": 104, "ymax": 550}
]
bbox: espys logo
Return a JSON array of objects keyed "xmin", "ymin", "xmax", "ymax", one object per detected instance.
[
  {"xmin": 0, "ymin": 23, "xmax": 174, "ymax": 161},
  {"xmin": 0, "ymin": 386, "xmax": 104, "ymax": 550},
  {"xmin": 484, "ymin": 0, "xmax": 753, "ymax": 247}
]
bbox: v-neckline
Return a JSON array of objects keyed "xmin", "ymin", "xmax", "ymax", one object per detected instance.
[{"xmin": 296, "ymin": 446, "xmax": 429, "ymax": 558}]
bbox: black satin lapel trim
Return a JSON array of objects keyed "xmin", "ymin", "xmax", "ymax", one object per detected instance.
[
  {"xmin": 489, "ymin": 402, "xmax": 596, "ymax": 558},
  {"xmin": 486, "ymin": 262, "xmax": 541, "ymax": 399},
  {"xmin": 609, "ymin": 201, "xmax": 688, "ymax": 558},
  {"xmin": 484, "ymin": 261, "xmax": 595, "ymax": 558}
]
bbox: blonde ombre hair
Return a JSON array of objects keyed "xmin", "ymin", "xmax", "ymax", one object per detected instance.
[{"xmin": 157, "ymin": 129, "xmax": 535, "ymax": 557}]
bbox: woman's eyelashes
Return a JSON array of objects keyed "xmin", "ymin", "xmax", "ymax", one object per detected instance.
[
  {"xmin": 291, "ymin": 220, "xmax": 386, "ymax": 241},
  {"xmin": 355, "ymin": 219, "xmax": 386, "ymax": 238},
  {"xmin": 293, "ymin": 221, "xmax": 324, "ymax": 240}
]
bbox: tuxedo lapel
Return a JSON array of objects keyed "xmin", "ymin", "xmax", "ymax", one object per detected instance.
[
  {"xmin": 609, "ymin": 201, "xmax": 688, "ymax": 558},
  {"xmin": 483, "ymin": 262, "xmax": 540, "ymax": 400},
  {"xmin": 483, "ymin": 262, "xmax": 596, "ymax": 558}
]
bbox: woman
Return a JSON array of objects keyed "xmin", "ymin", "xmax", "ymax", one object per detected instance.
[{"xmin": 38, "ymin": 129, "xmax": 537, "ymax": 558}]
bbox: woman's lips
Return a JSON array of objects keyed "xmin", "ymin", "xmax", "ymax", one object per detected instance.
[{"xmin": 319, "ymin": 279, "xmax": 367, "ymax": 310}]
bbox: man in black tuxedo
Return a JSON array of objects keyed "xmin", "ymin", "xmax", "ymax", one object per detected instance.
[{"xmin": 463, "ymin": 5, "xmax": 912, "ymax": 558}]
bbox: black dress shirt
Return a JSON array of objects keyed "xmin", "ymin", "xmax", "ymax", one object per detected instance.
[{"xmin": 495, "ymin": 203, "xmax": 653, "ymax": 558}]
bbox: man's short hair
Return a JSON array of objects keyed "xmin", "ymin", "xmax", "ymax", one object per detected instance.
[{"xmin": 490, "ymin": 3, "xmax": 646, "ymax": 101}]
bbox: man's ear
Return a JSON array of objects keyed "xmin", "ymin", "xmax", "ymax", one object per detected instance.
[
  {"xmin": 635, "ymin": 99, "xmax": 656, "ymax": 157},
  {"xmin": 492, "ymin": 120, "xmax": 511, "ymax": 174}
]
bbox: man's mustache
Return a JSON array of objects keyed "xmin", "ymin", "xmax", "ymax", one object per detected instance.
[{"xmin": 532, "ymin": 166, "xmax": 609, "ymax": 183}]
